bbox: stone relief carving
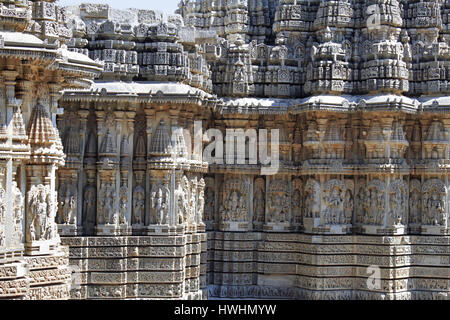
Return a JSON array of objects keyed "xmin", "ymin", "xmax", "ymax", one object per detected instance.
[
  {"xmin": 150, "ymin": 183, "xmax": 170, "ymax": 225},
  {"xmin": 97, "ymin": 182, "xmax": 116, "ymax": 225},
  {"xmin": 292, "ymin": 179, "xmax": 302, "ymax": 225},
  {"xmin": 361, "ymin": 180, "xmax": 386, "ymax": 226},
  {"xmin": 422, "ymin": 179, "xmax": 447, "ymax": 226},
  {"xmin": 197, "ymin": 178, "xmax": 205, "ymax": 224},
  {"xmin": 0, "ymin": 186, "xmax": 5, "ymax": 247},
  {"xmin": 219, "ymin": 179, "xmax": 248, "ymax": 223},
  {"xmin": 176, "ymin": 176, "xmax": 189, "ymax": 225},
  {"xmin": 189, "ymin": 177, "xmax": 198, "ymax": 224},
  {"xmin": 322, "ymin": 179, "xmax": 346, "ymax": 225},
  {"xmin": 118, "ymin": 185, "xmax": 128, "ymax": 225},
  {"xmin": 27, "ymin": 184, "xmax": 57, "ymax": 241},
  {"xmin": 203, "ymin": 178, "xmax": 215, "ymax": 222},
  {"xmin": 409, "ymin": 179, "xmax": 421, "ymax": 225},
  {"xmin": 304, "ymin": 179, "xmax": 320, "ymax": 218},
  {"xmin": 267, "ymin": 180, "xmax": 290, "ymax": 224},
  {"xmin": 355, "ymin": 179, "xmax": 367, "ymax": 225},
  {"xmin": 57, "ymin": 182, "xmax": 77, "ymax": 225},
  {"xmin": 132, "ymin": 186, "xmax": 145, "ymax": 226},
  {"xmin": 12, "ymin": 182, "xmax": 24, "ymax": 245},
  {"xmin": 83, "ymin": 185, "xmax": 96, "ymax": 228},
  {"xmin": 2, "ymin": 0, "xmax": 449, "ymax": 301},
  {"xmin": 253, "ymin": 178, "xmax": 265, "ymax": 225},
  {"xmin": 389, "ymin": 179, "xmax": 407, "ymax": 226}
]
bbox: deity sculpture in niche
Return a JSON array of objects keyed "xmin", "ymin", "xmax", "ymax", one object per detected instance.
[
  {"xmin": 219, "ymin": 179, "xmax": 248, "ymax": 223},
  {"xmin": 176, "ymin": 192, "xmax": 186, "ymax": 225},
  {"xmin": 132, "ymin": 186, "xmax": 145, "ymax": 226},
  {"xmin": 363, "ymin": 180, "xmax": 386, "ymax": 226},
  {"xmin": 355, "ymin": 180, "xmax": 367, "ymax": 224},
  {"xmin": 267, "ymin": 180, "xmax": 290, "ymax": 224},
  {"xmin": 189, "ymin": 177, "xmax": 198, "ymax": 224},
  {"xmin": 177, "ymin": 176, "xmax": 189, "ymax": 225},
  {"xmin": 118, "ymin": 186, "xmax": 128, "ymax": 225},
  {"xmin": 57, "ymin": 183, "xmax": 77, "ymax": 225},
  {"xmin": 203, "ymin": 177, "xmax": 215, "ymax": 222},
  {"xmin": 150, "ymin": 183, "xmax": 170, "ymax": 225},
  {"xmin": 253, "ymin": 178, "xmax": 265, "ymax": 225},
  {"xmin": 422, "ymin": 179, "xmax": 447, "ymax": 226},
  {"xmin": 197, "ymin": 178, "xmax": 205, "ymax": 224},
  {"xmin": 291, "ymin": 188, "xmax": 302, "ymax": 225},
  {"xmin": 83, "ymin": 185, "xmax": 96, "ymax": 228},
  {"xmin": 409, "ymin": 179, "xmax": 421, "ymax": 226},
  {"xmin": 322, "ymin": 180, "xmax": 346, "ymax": 225},
  {"xmin": 344, "ymin": 189, "xmax": 353, "ymax": 225},
  {"xmin": 389, "ymin": 179, "xmax": 407, "ymax": 226},
  {"xmin": 27, "ymin": 184, "xmax": 57, "ymax": 241},
  {"xmin": 304, "ymin": 179, "xmax": 320, "ymax": 218},
  {"xmin": 98, "ymin": 182, "xmax": 116, "ymax": 225},
  {"xmin": 12, "ymin": 182, "xmax": 24, "ymax": 244}
]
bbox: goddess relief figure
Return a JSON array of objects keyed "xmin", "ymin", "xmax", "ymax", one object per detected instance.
[
  {"xmin": 253, "ymin": 187, "xmax": 265, "ymax": 223},
  {"xmin": 83, "ymin": 186, "xmax": 96, "ymax": 227},
  {"xmin": 133, "ymin": 187, "xmax": 145, "ymax": 225},
  {"xmin": 28, "ymin": 185, "xmax": 52, "ymax": 241},
  {"xmin": 150, "ymin": 186, "xmax": 169, "ymax": 225}
]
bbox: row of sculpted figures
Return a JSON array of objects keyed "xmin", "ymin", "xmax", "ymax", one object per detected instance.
[
  {"xmin": 201, "ymin": 175, "xmax": 449, "ymax": 234},
  {"xmin": 56, "ymin": 171, "xmax": 206, "ymax": 234}
]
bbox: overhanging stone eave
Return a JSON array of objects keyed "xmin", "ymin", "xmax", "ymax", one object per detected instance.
[
  {"xmin": 0, "ymin": 46, "xmax": 57, "ymax": 64},
  {"xmin": 61, "ymin": 81, "xmax": 217, "ymax": 107}
]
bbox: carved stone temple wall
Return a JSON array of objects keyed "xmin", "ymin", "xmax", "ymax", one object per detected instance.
[
  {"xmin": 1, "ymin": 0, "xmax": 450, "ymax": 300},
  {"xmin": 0, "ymin": 0, "xmax": 102, "ymax": 299}
]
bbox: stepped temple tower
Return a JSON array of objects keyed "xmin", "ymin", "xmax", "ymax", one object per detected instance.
[{"xmin": 0, "ymin": 0, "xmax": 450, "ymax": 300}]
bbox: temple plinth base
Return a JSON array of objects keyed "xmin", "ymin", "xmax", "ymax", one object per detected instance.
[
  {"xmin": 58, "ymin": 224, "xmax": 80, "ymax": 236},
  {"xmin": 145, "ymin": 224, "xmax": 181, "ymax": 235},
  {"xmin": 360, "ymin": 224, "xmax": 406, "ymax": 235},
  {"xmin": 303, "ymin": 217, "xmax": 321, "ymax": 234},
  {"xmin": 263, "ymin": 222, "xmax": 293, "ymax": 232},
  {"xmin": 95, "ymin": 224, "xmax": 131, "ymax": 236},
  {"xmin": 25, "ymin": 239, "xmax": 59, "ymax": 256},
  {"xmin": 219, "ymin": 221, "xmax": 249, "ymax": 232},
  {"xmin": 421, "ymin": 225, "xmax": 449, "ymax": 235}
]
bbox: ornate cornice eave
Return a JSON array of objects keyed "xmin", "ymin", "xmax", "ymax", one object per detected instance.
[
  {"xmin": 217, "ymin": 95, "xmax": 450, "ymax": 115},
  {"xmin": 61, "ymin": 81, "xmax": 218, "ymax": 108},
  {"xmin": 0, "ymin": 31, "xmax": 102, "ymax": 88}
]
